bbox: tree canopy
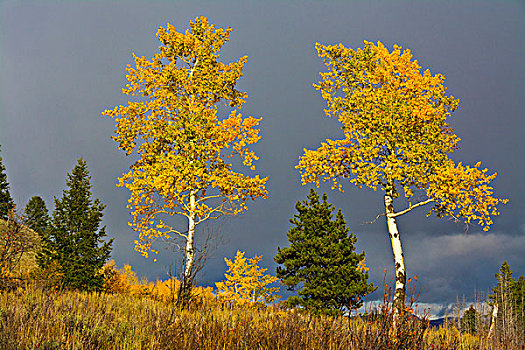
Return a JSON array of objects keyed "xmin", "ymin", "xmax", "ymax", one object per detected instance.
[
  {"xmin": 24, "ymin": 196, "xmax": 49, "ymax": 237},
  {"xmin": 299, "ymin": 41, "xmax": 506, "ymax": 229}
]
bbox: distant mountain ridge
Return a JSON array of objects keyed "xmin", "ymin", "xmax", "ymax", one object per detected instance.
[{"xmin": 429, "ymin": 317, "xmax": 455, "ymax": 328}]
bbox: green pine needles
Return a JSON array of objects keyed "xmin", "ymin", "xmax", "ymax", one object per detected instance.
[
  {"xmin": 274, "ymin": 189, "xmax": 376, "ymax": 316},
  {"xmin": 0, "ymin": 147, "xmax": 15, "ymax": 220},
  {"xmin": 38, "ymin": 159, "xmax": 113, "ymax": 291},
  {"xmin": 24, "ymin": 196, "xmax": 50, "ymax": 237}
]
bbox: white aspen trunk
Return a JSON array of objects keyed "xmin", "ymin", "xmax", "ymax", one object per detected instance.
[
  {"xmin": 385, "ymin": 188, "xmax": 407, "ymax": 319},
  {"xmin": 488, "ymin": 301, "xmax": 498, "ymax": 339},
  {"xmin": 184, "ymin": 193, "xmax": 196, "ymax": 282},
  {"xmin": 180, "ymin": 192, "xmax": 196, "ymax": 305}
]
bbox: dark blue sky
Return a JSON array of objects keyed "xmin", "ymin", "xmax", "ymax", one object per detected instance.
[{"xmin": 1, "ymin": 1, "xmax": 523, "ymax": 316}]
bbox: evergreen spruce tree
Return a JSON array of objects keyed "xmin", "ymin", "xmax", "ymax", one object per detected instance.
[
  {"xmin": 461, "ymin": 305, "xmax": 477, "ymax": 334},
  {"xmin": 25, "ymin": 196, "xmax": 51, "ymax": 273},
  {"xmin": 24, "ymin": 196, "xmax": 49, "ymax": 236},
  {"xmin": 42, "ymin": 159, "xmax": 113, "ymax": 291},
  {"xmin": 490, "ymin": 261, "xmax": 516, "ymax": 312},
  {"xmin": 0, "ymin": 147, "xmax": 15, "ymax": 219},
  {"xmin": 489, "ymin": 261, "xmax": 525, "ymax": 343},
  {"xmin": 274, "ymin": 189, "xmax": 376, "ymax": 316},
  {"xmin": 512, "ymin": 275, "xmax": 525, "ymax": 333}
]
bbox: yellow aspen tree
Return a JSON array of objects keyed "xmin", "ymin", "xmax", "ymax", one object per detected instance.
[
  {"xmin": 215, "ymin": 250, "xmax": 279, "ymax": 306},
  {"xmin": 103, "ymin": 17, "xmax": 268, "ymax": 305},
  {"xmin": 298, "ymin": 41, "xmax": 507, "ymax": 317}
]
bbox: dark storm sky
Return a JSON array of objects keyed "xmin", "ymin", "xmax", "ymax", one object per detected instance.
[{"xmin": 0, "ymin": 1, "xmax": 523, "ymax": 315}]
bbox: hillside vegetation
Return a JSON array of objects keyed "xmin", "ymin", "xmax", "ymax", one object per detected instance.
[
  {"xmin": 0, "ymin": 283, "xmax": 518, "ymax": 350},
  {"xmin": 0, "ymin": 217, "xmax": 40, "ymax": 280}
]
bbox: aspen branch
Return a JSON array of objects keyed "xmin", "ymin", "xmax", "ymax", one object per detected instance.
[
  {"xmin": 154, "ymin": 209, "xmax": 188, "ymax": 219},
  {"xmin": 195, "ymin": 204, "xmax": 230, "ymax": 225},
  {"xmin": 163, "ymin": 228, "xmax": 188, "ymax": 239},
  {"xmin": 390, "ymin": 198, "xmax": 434, "ymax": 218},
  {"xmin": 362, "ymin": 212, "xmax": 386, "ymax": 225},
  {"xmin": 195, "ymin": 194, "xmax": 227, "ymax": 204},
  {"xmin": 189, "ymin": 57, "xmax": 200, "ymax": 78},
  {"xmin": 180, "ymin": 57, "xmax": 192, "ymax": 68},
  {"xmin": 177, "ymin": 200, "xmax": 190, "ymax": 213}
]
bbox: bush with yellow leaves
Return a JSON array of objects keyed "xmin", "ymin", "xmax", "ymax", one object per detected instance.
[{"xmin": 101, "ymin": 260, "xmax": 214, "ymax": 304}]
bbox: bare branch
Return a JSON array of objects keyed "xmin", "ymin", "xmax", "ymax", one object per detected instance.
[
  {"xmin": 163, "ymin": 228, "xmax": 188, "ymax": 240},
  {"xmin": 362, "ymin": 212, "xmax": 386, "ymax": 225}
]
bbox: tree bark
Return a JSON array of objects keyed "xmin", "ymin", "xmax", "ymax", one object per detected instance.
[
  {"xmin": 385, "ymin": 187, "xmax": 407, "ymax": 318},
  {"xmin": 488, "ymin": 301, "xmax": 498, "ymax": 339},
  {"xmin": 180, "ymin": 192, "xmax": 196, "ymax": 306}
]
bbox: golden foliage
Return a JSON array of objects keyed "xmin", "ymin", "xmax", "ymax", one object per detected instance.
[
  {"xmin": 427, "ymin": 161, "xmax": 507, "ymax": 230},
  {"xmin": 30, "ymin": 260, "xmax": 64, "ymax": 287},
  {"xmin": 215, "ymin": 250, "xmax": 279, "ymax": 306},
  {"xmin": 102, "ymin": 260, "xmax": 214, "ymax": 304},
  {"xmin": 102, "ymin": 16, "xmax": 268, "ymax": 258},
  {"xmin": 357, "ymin": 257, "xmax": 370, "ymax": 272},
  {"xmin": 298, "ymin": 41, "xmax": 506, "ymax": 229},
  {"xmin": 102, "ymin": 260, "xmax": 137, "ymax": 294}
]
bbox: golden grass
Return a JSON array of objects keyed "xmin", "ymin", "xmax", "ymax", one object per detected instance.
[{"xmin": 0, "ymin": 283, "xmax": 518, "ymax": 350}]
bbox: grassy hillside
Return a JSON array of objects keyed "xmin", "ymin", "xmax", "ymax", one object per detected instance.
[
  {"xmin": 1, "ymin": 222, "xmax": 521, "ymax": 349},
  {"xmin": 0, "ymin": 218, "xmax": 40, "ymax": 278},
  {"xmin": 0, "ymin": 285, "xmax": 517, "ymax": 350}
]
